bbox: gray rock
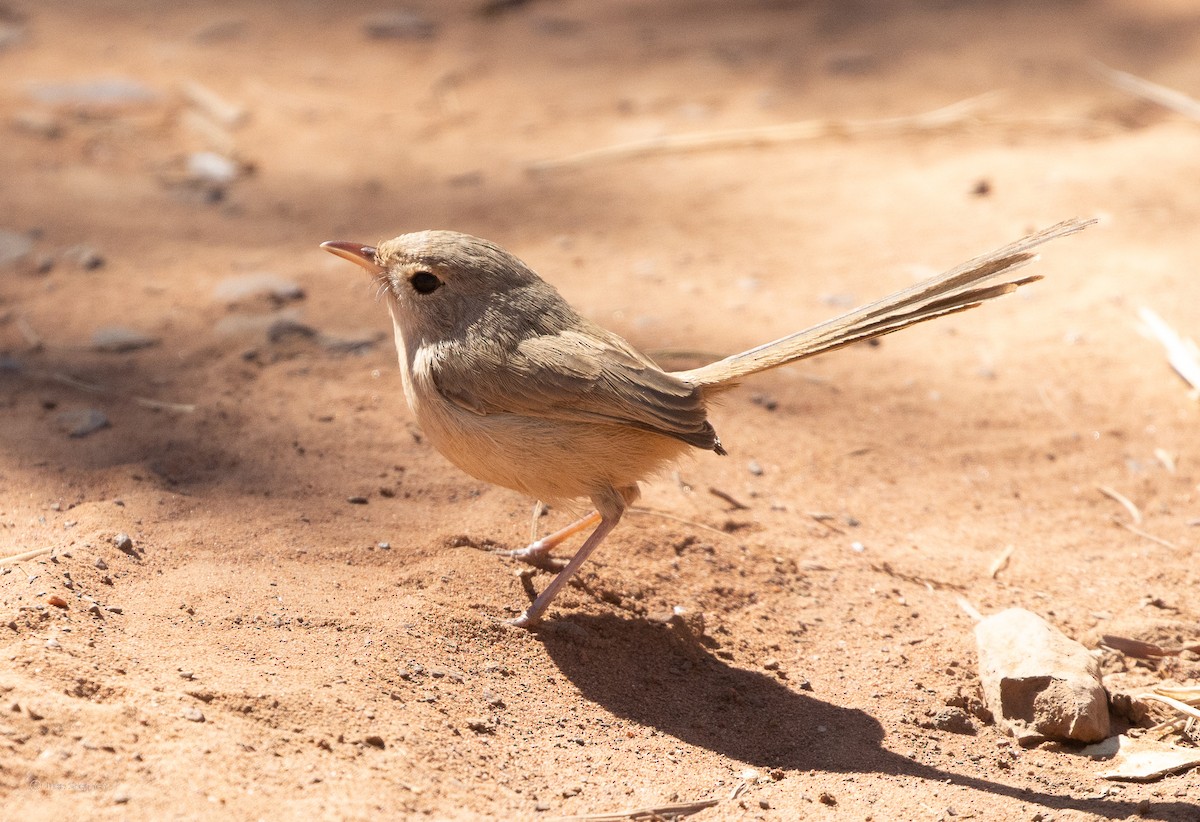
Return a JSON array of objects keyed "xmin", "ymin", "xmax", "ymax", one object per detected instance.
[
  {"xmin": 975, "ymin": 607, "xmax": 1110, "ymax": 745},
  {"xmin": 0, "ymin": 19, "xmax": 24, "ymax": 53},
  {"xmin": 212, "ymin": 273, "xmax": 304, "ymax": 303},
  {"xmin": 920, "ymin": 707, "xmax": 977, "ymax": 735},
  {"xmin": 362, "ymin": 9, "xmax": 437, "ymax": 39},
  {"xmin": 57, "ymin": 408, "xmax": 110, "ymax": 437},
  {"xmin": 65, "ymin": 245, "xmax": 105, "ymax": 270},
  {"xmin": 212, "ymin": 308, "xmax": 303, "ymax": 338},
  {"xmin": 10, "ymin": 110, "xmax": 63, "ymax": 139},
  {"xmin": 91, "ymin": 326, "xmax": 159, "ymax": 352},
  {"xmin": 0, "ymin": 230, "xmax": 32, "ymax": 267},
  {"xmin": 187, "ymin": 152, "xmax": 240, "ymax": 186},
  {"xmin": 27, "ymin": 77, "xmax": 160, "ymax": 110},
  {"xmin": 266, "ymin": 318, "xmax": 317, "ymax": 343}
]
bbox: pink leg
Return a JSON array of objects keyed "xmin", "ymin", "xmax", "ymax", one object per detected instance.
[
  {"xmin": 498, "ymin": 511, "xmax": 602, "ymax": 563},
  {"xmin": 508, "ymin": 513, "xmax": 619, "ymax": 628}
]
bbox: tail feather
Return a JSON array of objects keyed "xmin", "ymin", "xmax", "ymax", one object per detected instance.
[{"xmin": 674, "ymin": 219, "xmax": 1092, "ymax": 389}]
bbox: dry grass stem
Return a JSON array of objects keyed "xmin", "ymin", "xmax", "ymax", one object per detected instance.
[
  {"xmin": 0, "ymin": 546, "xmax": 53, "ymax": 566},
  {"xmin": 988, "ymin": 544, "xmax": 1015, "ymax": 579},
  {"xmin": 707, "ymin": 487, "xmax": 750, "ymax": 511},
  {"xmin": 1138, "ymin": 307, "xmax": 1200, "ymax": 396},
  {"xmin": 47, "ymin": 371, "xmax": 197, "ymax": 413},
  {"xmin": 1097, "ymin": 485, "xmax": 1142, "ymax": 524},
  {"xmin": 1094, "ymin": 63, "xmax": 1200, "ymax": 122},
  {"xmin": 956, "ymin": 596, "xmax": 984, "ymax": 622},
  {"xmin": 1114, "ymin": 518, "xmax": 1177, "ymax": 550},
  {"xmin": 561, "ymin": 798, "xmax": 720, "ymax": 821},
  {"xmin": 529, "ymin": 93, "xmax": 997, "ymax": 171},
  {"xmin": 628, "ymin": 507, "xmax": 730, "ymax": 539}
]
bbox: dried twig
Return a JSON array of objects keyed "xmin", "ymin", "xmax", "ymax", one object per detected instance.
[
  {"xmin": 956, "ymin": 596, "xmax": 984, "ymax": 622},
  {"xmin": 988, "ymin": 544, "xmax": 1015, "ymax": 579},
  {"xmin": 560, "ymin": 798, "xmax": 720, "ymax": 821},
  {"xmin": 180, "ymin": 79, "xmax": 248, "ymax": 127},
  {"xmin": 807, "ymin": 511, "xmax": 846, "ymax": 535},
  {"xmin": 46, "ymin": 371, "xmax": 196, "ymax": 413},
  {"xmin": 1097, "ymin": 485, "xmax": 1142, "ymax": 524},
  {"xmin": 1114, "ymin": 518, "xmax": 1177, "ymax": 550},
  {"xmin": 1093, "ymin": 63, "xmax": 1200, "ymax": 122},
  {"xmin": 1138, "ymin": 307, "xmax": 1200, "ymax": 397},
  {"xmin": 1153, "ymin": 448, "xmax": 1177, "ymax": 474},
  {"xmin": 0, "ymin": 546, "xmax": 53, "ymax": 566},
  {"xmin": 1102, "ymin": 635, "xmax": 1200, "ymax": 658},
  {"xmin": 1139, "ymin": 692, "xmax": 1200, "ymax": 723},
  {"xmin": 529, "ymin": 93, "xmax": 998, "ymax": 171},
  {"xmin": 708, "ymin": 487, "xmax": 750, "ymax": 511},
  {"xmin": 628, "ymin": 507, "xmax": 730, "ymax": 539}
]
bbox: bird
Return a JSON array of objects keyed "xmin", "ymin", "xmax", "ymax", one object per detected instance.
[{"xmin": 321, "ymin": 218, "xmax": 1091, "ymax": 627}]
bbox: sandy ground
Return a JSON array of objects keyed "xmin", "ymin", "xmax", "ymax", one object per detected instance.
[{"xmin": 2, "ymin": 1, "xmax": 1199, "ymax": 819}]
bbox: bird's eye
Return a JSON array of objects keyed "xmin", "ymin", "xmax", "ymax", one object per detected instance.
[{"xmin": 410, "ymin": 271, "xmax": 442, "ymax": 295}]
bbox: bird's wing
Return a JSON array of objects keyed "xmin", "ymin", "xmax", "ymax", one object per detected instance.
[{"xmin": 430, "ymin": 327, "xmax": 721, "ymax": 451}]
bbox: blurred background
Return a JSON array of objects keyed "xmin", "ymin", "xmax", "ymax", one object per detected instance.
[{"xmin": 2, "ymin": 2, "xmax": 1199, "ymax": 818}]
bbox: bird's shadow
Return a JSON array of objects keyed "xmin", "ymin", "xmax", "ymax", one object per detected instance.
[{"xmin": 535, "ymin": 614, "xmax": 1192, "ymax": 820}]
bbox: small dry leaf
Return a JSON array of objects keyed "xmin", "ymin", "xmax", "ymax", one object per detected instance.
[{"xmin": 1085, "ymin": 734, "xmax": 1200, "ymax": 782}]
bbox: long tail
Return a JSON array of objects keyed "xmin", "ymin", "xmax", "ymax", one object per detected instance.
[{"xmin": 674, "ymin": 218, "xmax": 1094, "ymax": 389}]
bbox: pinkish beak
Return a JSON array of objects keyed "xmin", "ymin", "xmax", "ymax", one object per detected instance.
[{"xmin": 320, "ymin": 241, "xmax": 384, "ymax": 275}]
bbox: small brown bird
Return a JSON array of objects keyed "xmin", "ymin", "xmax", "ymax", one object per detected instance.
[{"xmin": 322, "ymin": 219, "xmax": 1090, "ymax": 627}]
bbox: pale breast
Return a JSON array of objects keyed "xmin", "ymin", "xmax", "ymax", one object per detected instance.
[{"xmin": 406, "ymin": 349, "xmax": 691, "ymax": 503}]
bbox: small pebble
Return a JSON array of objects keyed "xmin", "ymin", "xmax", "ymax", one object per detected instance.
[
  {"xmin": 0, "ymin": 229, "xmax": 33, "ymax": 267},
  {"xmin": 94, "ymin": 557, "xmax": 108, "ymax": 570},
  {"xmin": 748, "ymin": 459, "xmax": 763, "ymax": 476},
  {"xmin": 0, "ymin": 19, "xmax": 24, "ymax": 53},
  {"xmin": 45, "ymin": 637, "xmax": 62, "ymax": 649},
  {"xmin": 56, "ymin": 408, "xmax": 110, "ymax": 437},
  {"xmin": 91, "ymin": 326, "xmax": 159, "ymax": 352},
  {"xmin": 27, "ymin": 78, "xmax": 159, "ymax": 110},
  {"xmin": 362, "ymin": 9, "xmax": 437, "ymax": 39},
  {"xmin": 347, "ymin": 495, "xmax": 369, "ymax": 505},
  {"xmin": 267, "ymin": 318, "xmax": 318, "ymax": 343},
  {"xmin": 362, "ymin": 735, "xmax": 386, "ymax": 749},
  {"xmin": 191, "ymin": 19, "xmax": 246, "ymax": 44},
  {"xmin": 213, "ymin": 273, "xmax": 304, "ymax": 303},
  {"xmin": 113, "ymin": 533, "xmax": 135, "ymax": 553},
  {"xmin": 182, "ymin": 707, "xmax": 205, "ymax": 722},
  {"xmin": 187, "ymin": 151, "xmax": 240, "ymax": 186},
  {"xmin": 466, "ymin": 717, "xmax": 495, "ymax": 734},
  {"xmin": 65, "ymin": 245, "xmax": 105, "ymax": 270}
]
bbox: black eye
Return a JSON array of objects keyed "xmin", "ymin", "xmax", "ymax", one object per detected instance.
[{"xmin": 410, "ymin": 271, "xmax": 442, "ymax": 295}]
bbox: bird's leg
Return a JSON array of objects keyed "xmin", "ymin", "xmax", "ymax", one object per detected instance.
[
  {"xmin": 528, "ymin": 501, "xmax": 546, "ymax": 543},
  {"xmin": 498, "ymin": 510, "xmax": 602, "ymax": 563},
  {"xmin": 508, "ymin": 487, "xmax": 631, "ymax": 628}
]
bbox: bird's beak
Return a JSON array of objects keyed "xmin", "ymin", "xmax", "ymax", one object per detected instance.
[{"xmin": 320, "ymin": 241, "xmax": 384, "ymax": 276}]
